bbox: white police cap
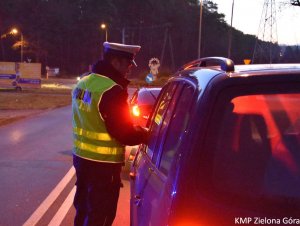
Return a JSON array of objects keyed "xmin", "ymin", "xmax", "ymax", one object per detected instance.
[{"xmin": 103, "ymin": 42, "xmax": 141, "ymax": 66}]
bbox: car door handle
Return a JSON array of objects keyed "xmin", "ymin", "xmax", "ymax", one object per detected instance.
[{"xmin": 134, "ymin": 195, "xmax": 142, "ymax": 207}]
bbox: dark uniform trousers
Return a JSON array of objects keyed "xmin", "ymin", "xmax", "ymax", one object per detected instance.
[{"xmin": 73, "ymin": 155, "xmax": 122, "ymax": 226}]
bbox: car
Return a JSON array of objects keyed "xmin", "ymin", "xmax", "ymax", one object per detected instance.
[
  {"xmin": 124, "ymin": 87, "xmax": 161, "ymax": 172},
  {"xmin": 130, "ymin": 57, "xmax": 300, "ymax": 226},
  {"xmin": 129, "ymin": 87, "xmax": 161, "ymax": 127}
]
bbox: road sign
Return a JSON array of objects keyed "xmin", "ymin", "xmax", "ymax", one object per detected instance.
[
  {"xmin": 145, "ymin": 73, "xmax": 154, "ymax": 84},
  {"xmin": 244, "ymin": 59, "xmax": 251, "ymax": 65}
]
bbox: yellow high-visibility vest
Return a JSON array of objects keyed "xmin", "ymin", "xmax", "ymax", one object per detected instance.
[{"xmin": 72, "ymin": 73, "xmax": 125, "ymax": 163}]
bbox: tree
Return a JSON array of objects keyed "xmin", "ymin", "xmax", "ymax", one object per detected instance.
[{"xmin": 0, "ymin": 0, "xmax": 297, "ymax": 76}]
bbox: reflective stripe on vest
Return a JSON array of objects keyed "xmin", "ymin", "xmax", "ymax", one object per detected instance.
[
  {"xmin": 73, "ymin": 139, "xmax": 124, "ymax": 155},
  {"xmin": 73, "ymin": 127, "xmax": 113, "ymax": 141},
  {"xmin": 72, "ymin": 73, "xmax": 125, "ymax": 163}
]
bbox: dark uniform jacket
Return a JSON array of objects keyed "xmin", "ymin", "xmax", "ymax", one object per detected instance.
[{"xmin": 92, "ymin": 60, "xmax": 148, "ymax": 146}]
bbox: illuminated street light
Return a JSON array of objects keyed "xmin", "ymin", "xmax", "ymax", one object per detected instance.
[
  {"xmin": 10, "ymin": 28, "xmax": 24, "ymax": 62},
  {"xmin": 10, "ymin": 28, "xmax": 18, "ymax": 35},
  {"xmin": 101, "ymin": 23, "xmax": 108, "ymax": 42},
  {"xmin": 101, "ymin": 23, "xmax": 106, "ymax": 29},
  {"xmin": 1, "ymin": 28, "xmax": 18, "ymax": 39},
  {"xmin": 0, "ymin": 28, "xmax": 23, "ymax": 60}
]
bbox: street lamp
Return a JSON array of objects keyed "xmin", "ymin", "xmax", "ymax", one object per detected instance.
[
  {"xmin": 101, "ymin": 23, "xmax": 108, "ymax": 42},
  {"xmin": 0, "ymin": 28, "xmax": 18, "ymax": 39},
  {"xmin": 0, "ymin": 28, "xmax": 22, "ymax": 61},
  {"xmin": 9, "ymin": 28, "xmax": 24, "ymax": 62},
  {"xmin": 11, "ymin": 28, "xmax": 18, "ymax": 35}
]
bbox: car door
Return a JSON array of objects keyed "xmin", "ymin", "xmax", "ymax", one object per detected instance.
[
  {"xmin": 130, "ymin": 81, "xmax": 196, "ymax": 226},
  {"xmin": 130, "ymin": 82, "xmax": 180, "ymax": 225}
]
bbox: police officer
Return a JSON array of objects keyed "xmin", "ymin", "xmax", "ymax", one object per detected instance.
[{"xmin": 72, "ymin": 42, "xmax": 148, "ymax": 226}]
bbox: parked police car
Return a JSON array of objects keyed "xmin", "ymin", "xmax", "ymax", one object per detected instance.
[{"xmin": 130, "ymin": 57, "xmax": 300, "ymax": 226}]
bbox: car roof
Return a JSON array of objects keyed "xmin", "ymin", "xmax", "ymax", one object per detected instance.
[
  {"xmin": 172, "ymin": 57, "xmax": 300, "ymax": 91},
  {"xmin": 234, "ymin": 64, "xmax": 300, "ymax": 76}
]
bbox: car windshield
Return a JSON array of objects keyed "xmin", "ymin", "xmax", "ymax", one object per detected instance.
[{"xmin": 212, "ymin": 91, "xmax": 300, "ymax": 205}]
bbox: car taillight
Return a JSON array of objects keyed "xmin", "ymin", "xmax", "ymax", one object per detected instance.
[{"xmin": 132, "ymin": 105, "xmax": 140, "ymax": 117}]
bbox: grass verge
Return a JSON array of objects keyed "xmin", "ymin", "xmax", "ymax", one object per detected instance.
[
  {"xmin": 0, "ymin": 88, "xmax": 71, "ymax": 126},
  {"xmin": 0, "ymin": 89, "xmax": 71, "ymax": 110}
]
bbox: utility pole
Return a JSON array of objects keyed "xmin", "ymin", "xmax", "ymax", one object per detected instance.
[
  {"xmin": 228, "ymin": 0, "xmax": 235, "ymax": 58},
  {"xmin": 122, "ymin": 27, "xmax": 126, "ymax": 44},
  {"xmin": 198, "ymin": 0, "xmax": 203, "ymax": 58},
  {"xmin": 160, "ymin": 24, "xmax": 175, "ymax": 70}
]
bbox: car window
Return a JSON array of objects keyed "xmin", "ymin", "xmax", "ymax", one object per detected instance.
[
  {"xmin": 137, "ymin": 89, "xmax": 160, "ymax": 105},
  {"xmin": 151, "ymin": 84, "xmax": 184, "ymax": 165},
  {"xmin": 158, "ymin": 84, "xmax": 195, "ymax": 176},
  {"xmin": 212, "ymin": 93, "xmax": 300, "ymax": 200},
  {"xmin": 145, "ymin": 83, "xmax": 179, "ymax": 161}
]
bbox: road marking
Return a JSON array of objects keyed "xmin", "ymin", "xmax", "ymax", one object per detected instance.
[
  {"xmin": 48, "ymin": 186, "xmax": 76, "ymax": 226},
  {"xmin": 23, "ymin": 167, "xmax": 75, "ymax": 226}
]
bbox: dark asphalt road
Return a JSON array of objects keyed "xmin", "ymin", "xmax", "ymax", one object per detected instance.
[
  {"xmin": 0, "ymin": 104, "xmax": 131, "ymax": 226},
  {"xmin": 0, "ymin": 106, "xmax": 73, "ymax": 226}
]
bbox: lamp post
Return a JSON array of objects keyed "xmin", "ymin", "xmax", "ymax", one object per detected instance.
[
  {"xmin": 198, "ymin": 0, "xmax": 203, "ymax": 59},
  {"xmin": 228, "ymin": 0, "xmax": 235, "ymax": 58},
  {"xmin": 20, "ymin": 33, "xmax": 24, "ymax": 62},
  {"xmin": 10, "ymin": 28, "xmax": 23, "ymax": 62},
  {"xmin": 101, "ymin": 23, "xmax": 108, "ymax": 42},
  {"xmin": 0, "ymin": 28, "xmax": 21, "ymax": 61}
]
